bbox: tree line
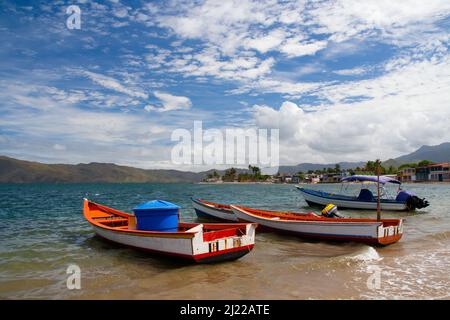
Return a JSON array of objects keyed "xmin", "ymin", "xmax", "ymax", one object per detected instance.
[
  {"xmin": 297, "ymin": 160, "xmax": 434, "ymax": 178},
  {"xmin": 204, "ymin": 165, "xmax": 271, "ymax": 182},
  {"xmin": 204, "ymin": 160, "xmax": 435, "ymax": 182}
]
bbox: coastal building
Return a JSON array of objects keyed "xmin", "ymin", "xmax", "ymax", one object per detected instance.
[
  {"xmin": 401, "ymin": 162, "xmax": 450, "ymax": 182},
  {"xmin": 321, "ymin": 173, "xmax": 342, "ymax": 183},
  {"xmin": 275, "ymin": 173, "xmax": 292, "ymax": 183},
  {"xmin": 428, "ymin": 163, "xmax": 450, "ymax": 182},
  {"xmin": 274, "ymin": 174, "xmax": 305, "ymax": 183},
  {"xmin": 415, "ymin": 166, "xmax": 430, "ymax": 182},
  {"xmin": 291, "ymin": 174, "xmax": 301, "ymax": 184},
  {"xmin": 398, "ymin": 168, "xmax": 416, "ymax": 182},
  {"xmin": 304, "ymin": 174, "xmax": 321, "ymax": 184}
]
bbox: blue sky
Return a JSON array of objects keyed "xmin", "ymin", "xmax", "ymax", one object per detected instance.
[{"xmin": 1, "ymin": 0, "xmax": 449, "ymax": 170}]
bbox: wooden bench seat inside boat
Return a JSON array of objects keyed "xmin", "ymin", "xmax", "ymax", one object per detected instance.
[
  {"xmin": 89, "ymin": 209, "xmax": 113, "ymax": 219},
  {"xmin": 95, "ymin": 218, "xmax": 128, "ymax": 227}
]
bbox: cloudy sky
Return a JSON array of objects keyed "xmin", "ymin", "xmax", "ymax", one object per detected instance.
[{"xmin": 1, "ymin": 0, "xmax": 449, "ymax": 171}]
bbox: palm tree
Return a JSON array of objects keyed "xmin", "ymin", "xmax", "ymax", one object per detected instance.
[
  {"xmin": 335, "ymin": 164, "xmax": 341, "ymax": 173},
  {"xmin": 365, "ymin": 161, "xmax": 375, "ymax": 172}
]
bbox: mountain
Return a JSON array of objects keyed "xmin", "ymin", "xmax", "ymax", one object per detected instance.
[
  {"xmin": 1, "ymin": 142, "xmax": 449, "ymax": 182},
  {"xmin": 0, "ymin": 156, "xmax": 253, "ymax": 183},
  {"xmin": 0, "ymin": 156, "xmax": 206, "ymax": 183},
  {"xmin": 394, "ymin": 142, "xmax": 450, "ymax": 164},
  {"xmin": 381, "ymin": 158, "xmax": 400, "ymax": 169}
]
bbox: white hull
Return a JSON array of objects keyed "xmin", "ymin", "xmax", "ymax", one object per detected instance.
[
  {"xmin": 298, "ymin": 189, "xmax": 407, "ymax": 211},
  {"xmin": 192, "ymin": 199, "xmax": 238, "ymax": 221},
  {"xmin": 94, "ymin": 225, "xmax": 193, "ymax": 255},
  {"xmin": 94, "ymin": 224, "xmax": 256, "ymax": 258},
  {"xmin": 232, "ymin": 207, "xmax": 378, "ymax": 238},
  {"xmin": 230, "ymin": 206, "xmax": 403, "ymax": 244}
]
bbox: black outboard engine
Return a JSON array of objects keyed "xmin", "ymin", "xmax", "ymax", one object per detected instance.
[{"xmin": 396, "ymin": 190, "xmax": 429, "ymax": 210}]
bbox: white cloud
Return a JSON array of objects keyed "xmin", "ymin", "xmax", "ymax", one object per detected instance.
[
  {"xmin": 319, "ymin": 57, "xmax": 450, "ymax": 104},
  {"xmin": 281, "ymin": 39, "xmax": 328, "ymax": 57},
  {"xmin": 228, "ymin": 78, "xmax": 323, "ymax": 96},
  {"xmin": 144, "ymin": 104, "xmax": 156, "ymax": 112},
  {"xmin": 253, "ymin": 56, "xmax": 450, "ymax": 164},
  {"xmin": 244, "ymin": 29, "xmax": 287, "ymax": 53},
  {"xmin": 0, "ymin": 82, "xmax": 89, "ymax": 111},
  {"xmin": 112, "ymin": 21, "xmax": 129, "ymax": 28},
  {"xmin": 81, "ymin": 71, "xmax": 148, "ymax": 99},
  {"xmin": 334, "ymin": 67, "xmax": 369, "ymax": 76},
  {"xmin": 309, "ymin": 0, "xmax": 450, "ymax": 43},
  {"xmin": 53, "ymin": 144, "xmax": 66, "ymax": 151},
  {"xmin": 149, "ymin": 91, "xmax": 192, "ymax": 112},
  {"xmin": 0, "ymin": 80, "xmax": 180, "ymax": 167},
  {"xmin": 155, "ymin": 46, "xmax": 274, "ymax": 81},
  {"xmin": 113, "ymin": 7, "xmax": 129, "ymax": 19},
  {"xmin": 143, "ymin": 0, "xmax": 450, "ymax": 94}
]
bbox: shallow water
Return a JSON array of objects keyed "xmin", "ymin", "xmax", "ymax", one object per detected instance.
[{"xmin": 0, "ymin": 183, "xmax": 449, "ymax": 299}]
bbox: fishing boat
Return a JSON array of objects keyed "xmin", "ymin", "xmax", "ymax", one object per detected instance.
[
  {"xmin": 83, "ymin": 199, "xmax": 256, "ymax": 263},
  {"xmin": 297, "ymin": 175, "xmax": 429, "ymax": 211},
  {"xmin": 230, "ymin": 205, "xmax": 403, "ymax": 245},
  {"xmin": 191, "ymin": 197, "xmax": 237, "ymax": 221}
]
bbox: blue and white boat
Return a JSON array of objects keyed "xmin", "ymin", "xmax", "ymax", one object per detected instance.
[{"xmin": 297, "ymin": 175, "xmax": 429, "ymax": 211}]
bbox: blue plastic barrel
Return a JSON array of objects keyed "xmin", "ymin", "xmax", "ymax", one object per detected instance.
[{"xmin": 133, "ymin": 200, "xmax": 180, "ymax": 232}]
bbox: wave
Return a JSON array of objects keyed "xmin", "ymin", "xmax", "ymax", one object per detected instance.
[
  {"xmin": 421, "ymin": 230, "xmax": 450, "ymax": 241},
  {"xmin": 346, "ymin": 246, "xmax": 382, "ymax": 263},
  {"xmin": 289, "ymin": 245, "xmax": 382, "ymax": 272}
]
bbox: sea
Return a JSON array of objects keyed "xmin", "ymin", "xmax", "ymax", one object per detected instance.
[{"xmin": 0, "ymin": 183, "xmax": 449, "ymax": 299}]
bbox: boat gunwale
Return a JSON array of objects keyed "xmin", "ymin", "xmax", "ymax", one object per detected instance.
[
  {"xmin": 230, "ymin": 205, "xmax": 402, "ymax": 226},
  {"xmin": 191, "ymin": 197, "xmax": 233, "ymax": 213},
  {"xmin": 84, "ymin": 199, "xmax": 252, "ymax": 239},
  {"xmin": 231, "ymin": 205, "xmax": 403, "ymax": 245}
]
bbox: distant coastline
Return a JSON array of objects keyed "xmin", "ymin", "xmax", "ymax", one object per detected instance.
[{"xmin": 1, "ymin": 141, "xmax": 449, "ymax": 183}]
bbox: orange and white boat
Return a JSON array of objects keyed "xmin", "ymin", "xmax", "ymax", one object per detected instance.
[
  {"xmin": 83, "ymin": 199, "xmax": 256, "ymax": 263},
  {"xmin": 230, "ymin": 205, "xmax": 403, "ymax": 245}
]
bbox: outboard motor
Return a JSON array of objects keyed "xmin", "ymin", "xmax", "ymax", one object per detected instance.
[
  {"xmin": 396, "ymin": 190, "xmax": 429, "ymax": 210},
  {"xmin": 321, "ymin": 204, "xmax": 344, "ymax": 218}
]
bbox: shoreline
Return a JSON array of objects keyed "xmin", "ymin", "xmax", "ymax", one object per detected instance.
[{"xmin": 197, "ymin": 181, "xmax": 450, "ymax": 185}]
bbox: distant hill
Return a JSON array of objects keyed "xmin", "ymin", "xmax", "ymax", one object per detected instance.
[
  {"xmin": 1, "ymin": 142, "xmax": 449, "ymax": 182},
  {"xmin": 0, "ymin": 156, "xmax": 253, "ymax": 183},
  {"xmin": 381, "ymin": 158, "xmax": 400, "ymax": 169},
  {"xmin": 0, "ymin": 156, "xmax": 207, "ymax": 183},
  {"xmin": 394, "ymin": 142, "xmax": 450, "ymax": 164}
]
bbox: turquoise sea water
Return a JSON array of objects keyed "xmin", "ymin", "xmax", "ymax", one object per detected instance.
[{"xmin": 0, "ymin": 183, "xmax": 449, "ymax": 299}]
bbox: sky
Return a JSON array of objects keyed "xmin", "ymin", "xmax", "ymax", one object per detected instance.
[{"xmin": 0, "ymin": 0, "xmax": 449, "ymax": 171}]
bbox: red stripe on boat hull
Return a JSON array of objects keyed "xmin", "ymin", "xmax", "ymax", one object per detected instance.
[
  {"xmin": 193, "ymin": 245, "xmax": 254, "ymax": 263},
  {"xmin": 94, "ymin": 233, "xmax": 254, "ymax": 263},
  {"xmin": 236, "ymin": 218, "xmax": 401, "ymax": 246}
]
